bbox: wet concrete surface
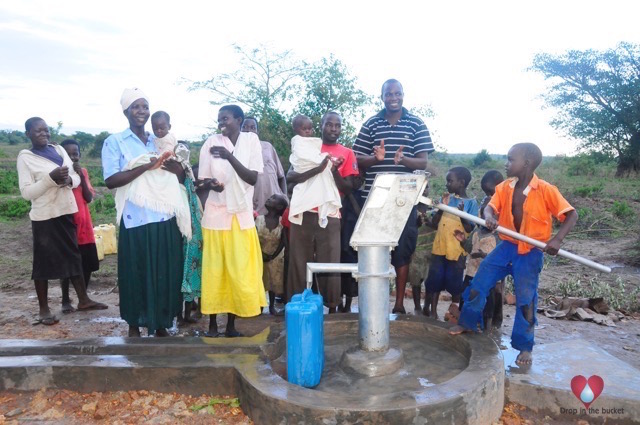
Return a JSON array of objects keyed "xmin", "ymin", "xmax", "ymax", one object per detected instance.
[{"xmin": 501, "ymin": 337, "xmax": 640, "ymax": 423}]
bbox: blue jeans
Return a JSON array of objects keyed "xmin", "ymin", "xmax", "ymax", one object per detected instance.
[{"xmin": 458, "ymin": 241, "xmax": 544, "ymax": 352}]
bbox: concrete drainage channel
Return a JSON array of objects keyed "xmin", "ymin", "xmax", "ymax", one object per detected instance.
[{"xmin": 0, "ymin": 316, "xmax": 504, "ymax": 425}]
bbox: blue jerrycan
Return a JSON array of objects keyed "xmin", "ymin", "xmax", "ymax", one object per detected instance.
[{"xmin": 285, "ymin": 289, "xmax": 324, "ymax": 387}]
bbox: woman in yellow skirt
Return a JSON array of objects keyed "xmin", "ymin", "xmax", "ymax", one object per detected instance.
[{"xmin": 198, "ymin": 105, "xmax": 266, "ymax": 337}]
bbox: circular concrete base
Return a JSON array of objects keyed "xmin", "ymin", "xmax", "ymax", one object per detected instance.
[
  {"xmin": 340, "ymin": 346, "xmax": 404, "ymax": 377},
  {"xmin": 258, "ymin": 316, "xmax": 505, "ymax": 424}
]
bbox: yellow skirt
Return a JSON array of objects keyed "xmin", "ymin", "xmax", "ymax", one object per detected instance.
[{"xmin": 201, "ymin": 217, "xmax": 266, "ymax": 317}]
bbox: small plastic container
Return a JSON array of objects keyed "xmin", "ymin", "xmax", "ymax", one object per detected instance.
[{"xmin": 94, "ymin": 235, "xmax": 105, "ymax": 261}]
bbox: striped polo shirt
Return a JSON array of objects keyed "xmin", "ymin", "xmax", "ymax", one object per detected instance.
[{"xmin": 353, "ymin": 108, "xmax": 434, "ymax": 195}]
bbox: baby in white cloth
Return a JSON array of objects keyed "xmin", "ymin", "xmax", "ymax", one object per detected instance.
[
  {"xmin": 287, "ymin": 115, "xmax": 341, "ymax": 228},
  {"xmin": 151, "ymin": 111, "xmax": 177, "ymax": 155}
]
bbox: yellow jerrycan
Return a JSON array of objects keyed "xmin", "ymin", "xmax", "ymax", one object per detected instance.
[{"xmin": 93, "ymin": 224, "xmax": 117, "ymax": 255}]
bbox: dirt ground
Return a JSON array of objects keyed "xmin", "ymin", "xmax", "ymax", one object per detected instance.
[{"xmin": 0, "ymin": 217, "xmax": 639, "ymax": 424}]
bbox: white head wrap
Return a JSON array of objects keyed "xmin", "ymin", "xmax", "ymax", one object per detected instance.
[{"xmin": 120, "ymin": 88, "xmax": 149, "ymax": 111}]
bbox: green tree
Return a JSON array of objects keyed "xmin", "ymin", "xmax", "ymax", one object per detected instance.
[
  {"xmin": 49, "ymin": 121, "xmax": 65, "ymax": 144},
  {"xmin": 0, "ymin": 130, "xmax": 29, "ymax": 145},
  {"xmin": 185, "ymin": 44, "xmax": 308, "ymax": 160},
  {"xmin": 71, "ymin": 131, "xmax": 96, "ymax": 151},
  {"xmin": 295, "ymin": 55, "xmax": 374, "ymax": 146},
  {"xmin": 530, "ymin": 42, "xmax": 640, "ymax": 176},
  {"xmin": 88, "ymin": 131, "xmax": 111, "ymax": 158},
  {"xmin": 473, "ymin": 149, "xmax": 492, "ymax": 166}
]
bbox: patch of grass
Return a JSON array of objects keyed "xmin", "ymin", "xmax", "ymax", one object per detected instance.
[
  {"xmin": 89, "ymin": 193, "xmax": 116, "ymax": 226},
  {"xmin": 85, "ymin": 165, "xmax": 106, "ymax": 187},
  {"xmin": 609, "ymin": 201, "xmax": 635, "ymax": 220},
  {"xmin": 551, "ymin": 274, "xmax": 640, "ymax": 312},
  {"xmin": 189, "ymin": 397, "xmax": 240, "ymax": 414},
  {"xmin": 0, "ymin": 197, "xmax": 30, "ymax": 219},
  {"xmin": 574, "ymin": 184, "xmax": 604, "ymax": 198},
  {"xmin": 0, "ymin": 169, "xmax": 19, "ymax": 194}
]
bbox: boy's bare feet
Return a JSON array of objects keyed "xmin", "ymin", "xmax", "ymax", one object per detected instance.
[
  {"xmin": 128, "ymin": 326, "xmax": 141, "ymax": 337},
  {"xmin": 516, "ymin": 351, "xmax": 532, "ymax": 366},
  {"xmin": 448, "ymin": 325, "xmax": 471, "ymax": 335}
]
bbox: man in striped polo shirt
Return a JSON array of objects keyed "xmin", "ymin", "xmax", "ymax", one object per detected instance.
[{"xmin": 353, "ymin": 79, "xmax": 435, "ymax": 314}]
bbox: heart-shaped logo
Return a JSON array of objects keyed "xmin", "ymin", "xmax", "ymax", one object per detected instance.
[{"xmin": 571, "ymin": 375, "xmax": 604, "ymax": 409}]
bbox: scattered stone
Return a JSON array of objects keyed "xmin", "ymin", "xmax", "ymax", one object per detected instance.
[
  {"xmin": 39, "ymin": 407, "xmax": 64, "ymax": 420},
  {"xmin": 155, "ymin": 394, "xmax": 174, "ymax": 409},
  {"xmin": 623, "ymin": 346, "xmax": 635, "ymax": 352},
  {"xmin": 81, "ymin": 401, "xmax": 97, "ymax": 413},
  {"xmin": 93, "ymin": 408, "xmax": 108, "ymax": 420},
  {"xmin": 575, "ymin": 308, "xmax": 594, "ymax": 321},
  {"xmin": 591, "ymin": 313, "xmax": 616, "ymax": 327},
  {"xmin": 4, "ymin": 408, "xmax": 23, "ymax": 418}
]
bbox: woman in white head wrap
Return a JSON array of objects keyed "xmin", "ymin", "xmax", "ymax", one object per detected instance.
[{"xmin": 101, "ymin": 88, "xmax": 186, "ymax": 337}]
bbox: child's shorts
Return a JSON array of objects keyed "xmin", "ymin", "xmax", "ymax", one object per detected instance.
[{"xmin": 424, "ymin": 254, "xmax": 466, "ymax": 295}]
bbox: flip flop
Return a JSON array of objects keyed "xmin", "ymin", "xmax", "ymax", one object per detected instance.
[
  {"xmin": 225, "ymin": 330, "xmax": 244, "ymax": 338},
  {"xmin": 34, "ymin": 315, "xmax": 60, "ymax": 326},
  {"xmin": 204, "ymin": 331, "xmax": 222, "ymax": 338},
  {"xmin": 77, "ymin": 302, "xmax": 108, "ymax": 311}
]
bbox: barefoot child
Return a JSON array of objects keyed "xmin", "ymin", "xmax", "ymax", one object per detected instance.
[
  {"xmin": 423, "ymin": 166, "xmax": 478, "ymax": 320},
  {"xmin": 454, "ymin": 170, "xmax": 504, "ymax": 329},
  {"xmin": 255, "ymin": 194, "xmax": 289, "ymax": 315},
  {"xmin": 450, "ymin": 143, "xmax": 578, "ymax": 366},
  {"xmin": 59, "ymin": 139, "xmax": 100, "ymax": 313}
]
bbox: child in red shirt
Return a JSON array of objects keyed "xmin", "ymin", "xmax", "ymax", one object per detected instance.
[{"xmin": 60, "ymin": 139, "xmax": 99, "ymax": 313}]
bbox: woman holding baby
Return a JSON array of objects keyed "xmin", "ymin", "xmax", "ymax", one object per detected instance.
[{"xmin": 101, "ymin": 88, "xmax": 185, "ymax": 337}]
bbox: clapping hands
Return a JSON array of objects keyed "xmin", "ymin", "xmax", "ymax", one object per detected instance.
[{"xmin": 210, "ymin": 146, "xmax": 232, "ymax": 160}]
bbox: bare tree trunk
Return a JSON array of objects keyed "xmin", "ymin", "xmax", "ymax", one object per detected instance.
[{"xmin": 615, "ymin": 133, "xmax": 640, "ymax": 177}]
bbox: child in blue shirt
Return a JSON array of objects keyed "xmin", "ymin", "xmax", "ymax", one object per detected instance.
[{"xmin": 423, "ymin": 166, "xmax": 479, "ymax": 320}]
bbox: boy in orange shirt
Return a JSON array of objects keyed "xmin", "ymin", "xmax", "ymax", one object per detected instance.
[{"xmin": 449, "ymin": 143, "xmax": 577, "ymax": 366}]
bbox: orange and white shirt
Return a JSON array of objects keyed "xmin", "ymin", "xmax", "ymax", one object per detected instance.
[{"xmin": 488, "ymin": 174, "xmax": 574, "ymax": 254}]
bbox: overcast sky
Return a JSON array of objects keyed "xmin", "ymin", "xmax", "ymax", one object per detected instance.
[{"xmin": 1, "ymin": 0, "xmax": 639, "ymax": 155}]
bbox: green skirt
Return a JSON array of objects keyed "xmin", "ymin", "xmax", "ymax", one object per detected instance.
[{"xmin": 118, "ymin": 218, "xmax": 183, "ymax": 333}]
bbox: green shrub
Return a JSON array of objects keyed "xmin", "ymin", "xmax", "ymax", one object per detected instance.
[
  {"xmin": 473, "ymin": 149, "xmax": 492, "ymax": 167},
  {"xmin": 85, "ymin": 166, "xmax": 106, "ymax": 187},
  {"xmin": 566, "ymin": 155, "xmax": 597, "ymax": 176},
  {"xmin": 0, "ymin": 198, "xmax": 30, "ymax": 218},
  {"xmin": 576, "ymin": 206, "xmax": 593, "ymax": 222},
  {"xmin": 552, "ymin": 275, "xmax": 640, "ymax": 312},
  {"xmin": 574, "ymin": 183, "xmax": 604, "ymax": 197},
  {"xmin": 90, "ymin": 193, "xmax": 116, "ymax": 216},
  {"xmin": 0, "ymin": 169, "xmax": 19, "ymax": 194},
  {"xmin": 609, "ymin": 201, "xmax": 635, "ymax": 219}
]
